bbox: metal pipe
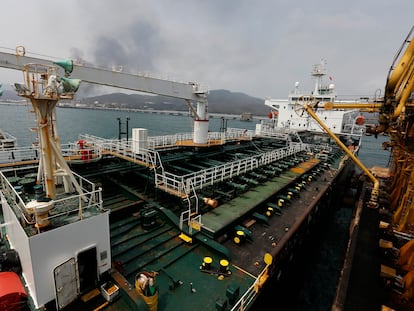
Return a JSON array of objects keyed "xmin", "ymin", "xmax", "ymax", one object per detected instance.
[
  {"xmin": 32, "ymin": 102, "xmax": 56, "ymax": 199},
  {"xmin": 322, "ymin": 102, "xmax": 382, "ymax": 111},
  {"xmin": 393, "ymin": 66, "xmax": 414, "ymax": 120},
  {"xmin": 303, "ymin": 104, "xmax": 379, "ymax": 207},
  {"xmin": 126, "ymin": 117, "xmax": 130, "ymax": 142},
  {"xmin": 386, "ymin": 27, "xmax": 414, "ymax": 96}
]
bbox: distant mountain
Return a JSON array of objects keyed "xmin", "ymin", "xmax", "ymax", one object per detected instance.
[
  {"xmin": 0, "ymin": 87, "xmax": 269, "ymax": 116},
  {"xmin": 79, "ymin": 89, "xmax": 268, "ymax": 116}
]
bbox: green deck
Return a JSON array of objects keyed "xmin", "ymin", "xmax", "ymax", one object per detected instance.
[
  {"xmin": 109, "ymin": 213, "xmax": 255, "ymax": 310},
  {"xmin": 105, "ymin": 158, "xmax": 322, "ymax": 310},
  {"xmin": 201, "ymin": 162, "xmax": 319, "ymax": 238},
  {"xmin": 0, "ymin": 135, "xmax": 348, "ymax": 311}
]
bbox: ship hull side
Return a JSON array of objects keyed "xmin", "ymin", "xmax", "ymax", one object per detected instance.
[{"xmin": 250, "ymin": 154, "xmax": 356, "ymax": 309}]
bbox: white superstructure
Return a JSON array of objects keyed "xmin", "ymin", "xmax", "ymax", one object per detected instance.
[{"xmin": 258, "ymin": 61, "xmax": 365, "ymax": 136}]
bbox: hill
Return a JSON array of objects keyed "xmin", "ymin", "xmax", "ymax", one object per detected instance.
[
  {"xmin": 79, "ymin": 89, "xmax": 267, "ymax": 116},
  {"xmin": 0, "ymin": 87, "xmax": 268, "ymax": 116}
]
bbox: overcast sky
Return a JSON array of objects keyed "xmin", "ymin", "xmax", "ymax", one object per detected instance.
[{"xmin": 0, "ymin": 0, "xmax": 412, "ymax": 99}]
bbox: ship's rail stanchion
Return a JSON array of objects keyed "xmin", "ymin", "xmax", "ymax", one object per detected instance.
[
  {"xmin": 154, "ymin": 144, "xmax": 308, "ymax": 197},
  {"xmin": 148, "ymin": 133, "xmax": 194, "ymax": 150},
  {"xmin": 155, "ymin": 171, "xmax": 186, "ymax": 197},
  {"xmin": 147, "ymin": 130, "xmax": 252, "ymax": 150},
  {"xmin": 77, "ymin": 134, "xmax": 308, "ymax": 199},
  {"xmin": 80, "ymin": 134, "xmax": 158, "ymax": 167},
  {"xmin": 0, "ymin": 168, "xmax": 103, "ymax": 231},
  {"xmin": 256, "ymin": 125, "xmax": 305, "ymax": 142},
  {"xmin": 257, "ymin": 129, "xmax": 290, "ymax": 140},
  {"xmin": 79, "ymin": 135, "xmax": 308, "ymax": 200},
  {"xmin": 230, "ymin": 253, "xmax": 273, "ymax": 311},
  {"xmin": 60, "ymin": 141, "xmax": 102, "ymax": 164},
  {"xmin": 0, "ymin": 170, "xmax": 35, "ymax": 224},
  {"xmin": 0, "ymin": 146, "xmax": 40, "ymax": 168}
]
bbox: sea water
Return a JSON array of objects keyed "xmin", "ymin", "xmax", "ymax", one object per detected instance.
[
  {"xmin": 0, "ymin": 102, "xmax": 390, "ymax": 167},
  {"xmin": 0, "ymin": 102, "xmax": 257, "ymax": 144}
]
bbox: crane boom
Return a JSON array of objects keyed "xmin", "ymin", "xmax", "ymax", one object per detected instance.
[
  {"xmin": 0, "ymin": 47, "xmax": 211, "ymax": 144},
  {"xmin": 0, "ymin": 50, "xmax": 206, "ymax": 102}
]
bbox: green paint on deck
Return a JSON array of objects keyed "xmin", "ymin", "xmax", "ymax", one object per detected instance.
[{"xmin": 201, "ymin": 159, "xmax": 320, "ymax": 237}]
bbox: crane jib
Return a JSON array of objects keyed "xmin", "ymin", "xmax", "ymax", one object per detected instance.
[{"xmin": 0, "ymin": 51, "xmax": 206, "ymax": 102}]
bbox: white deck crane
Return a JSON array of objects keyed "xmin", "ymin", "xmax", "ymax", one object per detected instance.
[
  {"xmin": 0, "ymin": 47, "xmax": 210, "ymax": 202},
  {"xmin": 0, "ymin": 47, "xmax": 210, "ymax": 144}
]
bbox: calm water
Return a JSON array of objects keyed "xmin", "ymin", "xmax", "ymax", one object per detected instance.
[
  {"xmin": 0, "ymin": 102, "xmax": 390, "ymax": 167},
  {"xmin": 0, "ymin": 102, "xmax": 257, "ymax": 143}
]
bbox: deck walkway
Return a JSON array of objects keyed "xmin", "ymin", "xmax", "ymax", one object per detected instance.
[{"xmin": 201, "ymin": 159, "xmax": 320, "ymax": 238}]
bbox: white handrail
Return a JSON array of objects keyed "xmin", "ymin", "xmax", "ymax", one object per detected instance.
[{"xmin": 155, "ymin": 144, "xmax": 307, "ymax": 197}]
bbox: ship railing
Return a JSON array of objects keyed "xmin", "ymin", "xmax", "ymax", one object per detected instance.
[
  {"xmin": 80, "ymin": 131, "xmax": 253, "ymax": 162},
  {"xmin": 60, "ymin": 142, "xmax": 103, "ymax": 163},
  {"xmin": 157, "ymin": 170, "xmax": 186, "ymax": 196},
  {"xmin": 0, "ymin": 146, "xmax": 40, "ymax": 167},
  {"xmin": 255, "ymin": 124, "xmax": 297, "ymax": 141},
  {"xmin": 258, "ymin": 130, "xmax": 290, "ymax": 140},
  {"xmin": 0, "ymin": 130, "xmax": 18, "ymax": 143},
  {"xmin": 80, "ymin": 133, "xmax": 177, "ymax": 163},
  {"xmin": 230, "ymin": 284, "xmax": 257, "ymax": 311},
  {"xmin": 78, "ymin": 134, "xmax": 107, "ymax": 144},
  {"xmin": 79, "ymin": 134, "xmax": 160, "ymax": 168},
  {"xmin": 148, "ymin": 129, "xmax": 253, "ymax": 150},
  {"xmin": 0, "ymin": 169, "xmax": 103, "ymax": 232},
  {"xmin": 148, "ymin": 133, "xmax": 194, "ymax": 149},
  {"xmin": 40, "ymin": 173, "xmax": 103, "ymax": 221},
  {"xmin": 230, "ymin": 263, "xmax": 272, "ymax": 311},
  {"xmin": 155, "ymin": 144, "xmax": 307, "ymax": 196},
  {"xmin": 0, "ymin": 170, "xmax": 34, "ymax": 225},
  {"xmin": 225, "ymin": 128, "xmax": 254, "ymax": 141},
  {"xmin": 343, "ymin": 123, "xmax": 365, "ymax": 136},
  {"xmin": 307, "ymin": 143, "xmax": 333, "ymax": 153}
]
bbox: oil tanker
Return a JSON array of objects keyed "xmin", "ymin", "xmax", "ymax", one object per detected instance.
[{"xmin": 0, "ymin": 26, "xmax": 413, "ymax": 310}]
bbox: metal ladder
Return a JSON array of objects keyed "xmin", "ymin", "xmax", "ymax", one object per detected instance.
[{"xmin": 179, "ymin": 179, "xmax": 201, "ymax": 234}]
